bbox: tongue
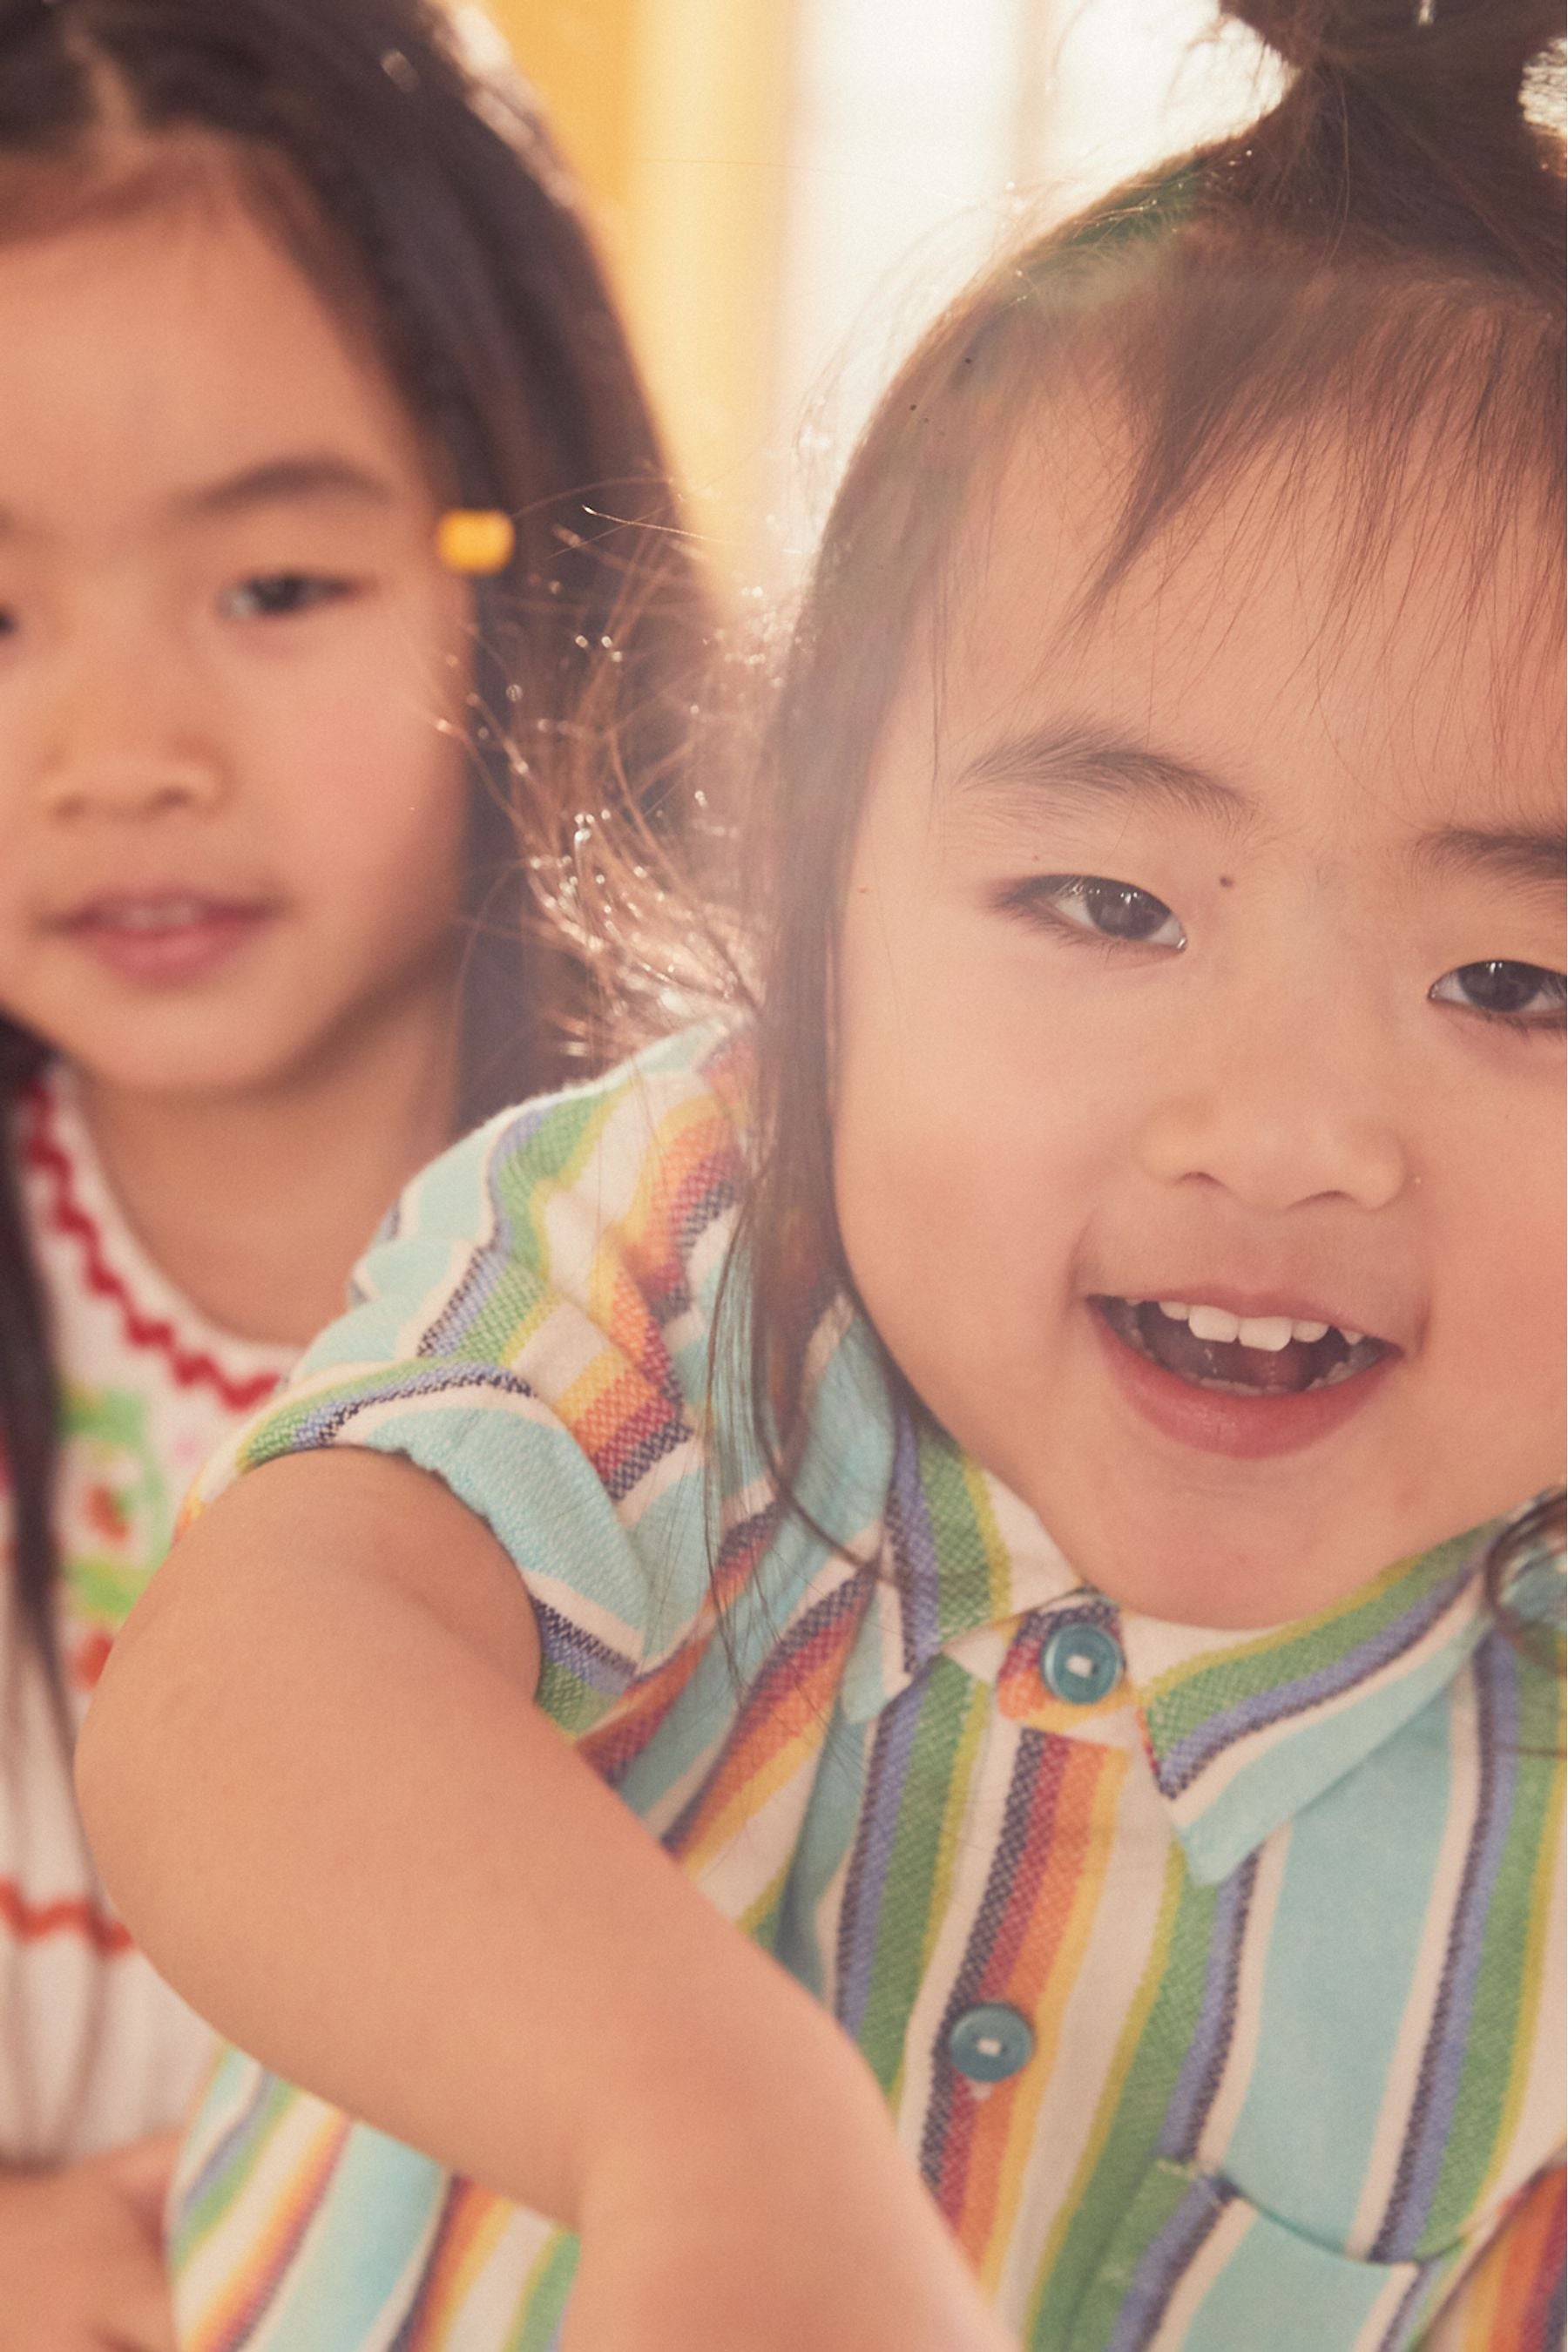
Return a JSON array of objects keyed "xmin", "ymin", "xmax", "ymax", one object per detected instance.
[{"xmin": 1134, "ymin": 1302, "xmax": 1321, "ymax": 1396}]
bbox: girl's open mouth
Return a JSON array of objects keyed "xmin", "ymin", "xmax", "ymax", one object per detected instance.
[
  {"xmin": 1090, "ymin": 1295, "xmax": 1398, "ymax": 1460},
  {"xmin": 1096, "ymin": 1295, "xmax": 1389, "ymax": 1396}
]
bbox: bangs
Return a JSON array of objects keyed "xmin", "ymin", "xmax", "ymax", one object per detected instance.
[
  {"xmin": 949, "ymin": 232, "xmax": 1566, "ymax": 655},
  {"xmin": 1083, "ymin": 253, "xmax": 1565, "ymax": 628},
  {"xmin": 0, "ymin": 110, "xmax": 425, "ymax": 468}
]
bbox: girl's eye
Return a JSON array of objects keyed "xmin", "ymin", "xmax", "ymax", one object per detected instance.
[
  {"xmin": 218, "ymin": 573, "xmax": 355, "ymax": 621},
  {"xmin": 1429, "ymin": 959, "xmax": 1567, "ymax": 1030},
  {"xmin": 1004, "ymin": 874, "xmax": 1186, "ymax": 950}
]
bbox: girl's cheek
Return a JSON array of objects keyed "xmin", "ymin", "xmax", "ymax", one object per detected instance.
[
  {"xmin": 271, "ymin": 565, "xmax": 469, "ymax": 792},
  {"xmin": 344, "ymin": 735, "xmax": 470, "ymax": 911},
  {"xmin": 272, "ymin": 650, "xmax": 467, "ymax": 841},
  {"xmin": 1431, "ymin": 1139, "xmax": 1564, "ymax": 1463},
  {"xmin": 243, "ymin": 672, "xmax": 469, "ymax": 962}
]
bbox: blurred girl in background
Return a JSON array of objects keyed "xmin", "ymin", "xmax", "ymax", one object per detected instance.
[
  {"xmin": 83, "ymin": 0, "xmax": 1566, "ymax": 2347},
  {"xmin": 0, "ymin": 0, "xmax": 705, "ymax": 2341}
]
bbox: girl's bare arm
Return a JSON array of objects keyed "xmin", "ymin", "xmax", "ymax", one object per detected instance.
[{"xmin": 76, "ymin": 1450, "xmax": 1009, "ymax": 2352}]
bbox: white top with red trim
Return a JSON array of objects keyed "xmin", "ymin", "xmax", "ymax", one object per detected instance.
[{"xmin": 1, "ymin": 1064, "xmax": 292, "ymax": 2166}]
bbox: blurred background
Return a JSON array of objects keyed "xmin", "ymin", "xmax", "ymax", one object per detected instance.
[{"xmin": 479, "ymin": 0, "xmax": 1282, "ymax": 579}]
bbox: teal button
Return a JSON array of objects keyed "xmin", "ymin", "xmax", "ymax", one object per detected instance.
[
  {"xmin": 1039, "ymin": 1619, "xmax": 1123, "ymax": 1705},
  {"xmin": 949, "ymin": 2003, "xmax": 1035, "ymax": 2083}
]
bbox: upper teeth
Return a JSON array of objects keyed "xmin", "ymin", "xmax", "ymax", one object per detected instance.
[{"xmin": 1155, "ymin": 1302, "xmax": 1357, "ymax": 1351}]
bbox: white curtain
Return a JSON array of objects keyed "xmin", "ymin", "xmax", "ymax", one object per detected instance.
[{"xmin": 766, "ymin": 0, "xmax": 1282, "ymax": 558}]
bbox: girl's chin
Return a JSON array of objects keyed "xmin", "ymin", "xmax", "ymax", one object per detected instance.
[
  {"xmin": 47, "ymin": 1021, "xmax": 321, "ymax": 1105},
  {"xmin": 1039, "ymin": 1463, "xmax": 1519, "ymax": 1631},
  {"xmin": 1060, "ymin": 1522, "xmax": 1392, "ymax": 1630},
  {"xmin": 1006, "ymin": 1439, "xmax": 1408, "ymax": 1628}
]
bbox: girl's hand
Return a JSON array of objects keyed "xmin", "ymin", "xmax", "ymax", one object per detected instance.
[{"xmin": 0, "ymin": 2131, "xmax": 179, "ymax": 2352}]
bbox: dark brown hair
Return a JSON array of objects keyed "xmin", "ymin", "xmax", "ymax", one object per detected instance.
[
  {"xmin": 714, "ymin": 0, "xmax": 1565, "ymax": 1542},
  {"xmin": 0, "ymin": 0, "xmax": 713, "ymax": 1700}
]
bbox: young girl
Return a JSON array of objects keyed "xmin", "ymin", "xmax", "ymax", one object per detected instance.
[
  {"xmin": 0, "ymin": 0, "xmax": 704, "ymax": 2339},
  {"xmin": 81, "ymin": 0, "xmax": 1564, "ymax": 2346}
]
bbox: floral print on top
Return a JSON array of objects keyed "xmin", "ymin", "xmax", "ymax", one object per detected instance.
[{"xmin": 0, "ymin": 1065, "xmax": 291, "ymax": 2164}]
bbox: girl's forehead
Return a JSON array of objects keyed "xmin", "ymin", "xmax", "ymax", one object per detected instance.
[
  {"xmin": 918, "ymin": 400, "xmax": 1564, "ymax": 840},
  {"xmin": 0, "ymin": 166, "xmax": 434, "ymax": 540}
]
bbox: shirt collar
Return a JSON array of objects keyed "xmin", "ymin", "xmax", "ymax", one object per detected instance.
[
  {"xmin": 840, "ymin": 1407, "xmax": 1093, "ymax": 1725},
  {"xmin": 838, "ymin": 1399, "xmax": 1536, "ymax": 1887},
  {"xmin": 838, "ymin": 1406, "xmax": 1083, "ymax": 1724},
  {"xmin": 1120, "ymin": 1528, "xmax": 1499, "ymax": 1882}
]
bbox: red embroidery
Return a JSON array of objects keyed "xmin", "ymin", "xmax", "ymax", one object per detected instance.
[{"xmin": 19, "ymin": 1083, "xmax": 280, "ymax": 1414}]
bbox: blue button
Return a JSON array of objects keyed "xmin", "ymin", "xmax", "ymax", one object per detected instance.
[
  {"xmin": 949, "ymin": 2003, "xmax": 1035, "ymax": 2083},
  {"xmin": 1039, "ymin": 1619, "xmax": 1123, "ymax": 1705}
]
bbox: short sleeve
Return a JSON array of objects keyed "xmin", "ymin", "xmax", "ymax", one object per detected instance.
[{"xmin": 181, "ymin": 1025, "xmax": 751, "ymax": 1737}]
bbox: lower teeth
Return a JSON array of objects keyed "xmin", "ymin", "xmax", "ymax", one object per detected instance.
[
  {"xmin": 1103, "ymin": 1298, "xmax": 1367, "ymax": 1395},
  {"xmin": 1188, "ymin": 1362, "xmax": 1355, "ymax": 1396}
]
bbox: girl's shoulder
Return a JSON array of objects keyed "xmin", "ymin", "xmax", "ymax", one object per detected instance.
[
  {"xmin": 260, "ymin": 1017, "xmax": 759, "ymax": 1453},
  {"xmin": 350, "ymin": 1016, "xmax": 753, "ymax": 1322},
  {"xmin": 470, "ymin": 1014, "xmax": 751, "ymax": 1212},
  {"xmin": 202, "ymin": 1012, "xmax": 892, "ymax": 1614},
  {"xmin": 185, "ymin": 1018, "xmax": 803, "ymax": 1714}
]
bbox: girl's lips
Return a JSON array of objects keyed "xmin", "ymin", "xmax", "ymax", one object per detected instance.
[
  {"xmin": 1090, "ymin": 1296, "xmax": 1396, "ymax": 1460},
  {"xmin": 57, "ymin": 898, "xmax": 275, "ymax": 986}
]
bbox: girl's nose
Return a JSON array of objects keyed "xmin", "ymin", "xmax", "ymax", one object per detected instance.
[
  {"xmin": 32, "ymin": 619, "xmax": 227, "ymax": 822},
  {"xmin": 39, "ymin": 750, "xmax": 226, "ymax": 823},
  {"xmin": 1135, "ymin": 1071, "xmax": 1410, "ymax": 1214}
]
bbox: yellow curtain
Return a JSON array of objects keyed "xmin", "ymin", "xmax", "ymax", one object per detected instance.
[{"xmin": 491, "ymin": 0, "xmax": 797, "ymax": 563}]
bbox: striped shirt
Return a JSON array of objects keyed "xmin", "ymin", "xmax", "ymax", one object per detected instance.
[
  {"xmin": 2, "ymin": 1069, "xmax": 288, "ymax": 2165},
  {"xmin": 168, "ymin": 1024, "xmax": 1565, "ymax": 2351}
]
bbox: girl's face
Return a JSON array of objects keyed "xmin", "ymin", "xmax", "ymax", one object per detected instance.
[
  {"xmin": 833, "ymin": 414, "xmax": 1565, "ymax": 1625},
  {"xmin": 0, "ymin": 168, "xmax": 471, "ymax": 1103}
]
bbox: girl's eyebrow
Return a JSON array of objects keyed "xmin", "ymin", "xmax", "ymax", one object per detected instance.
[
  {"xmin": 0, "ymin": 456, "xmax": 397, "ymax": 547},
  {"xmin": 950, "ymin": 722, "xmax": 1251, "ymax": 829},
  {"xmin": 170, "ymin": 453, "xmax": 399, "ymax": 521},
  {"xmin": 950, "ymin": 732, "xmax": 1565, "ymax": 893},
  {"xmin": 1409, "ymin": 824, "xmax": 1566, "ymax": 891}
]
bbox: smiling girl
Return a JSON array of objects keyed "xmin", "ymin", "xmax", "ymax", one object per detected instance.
[
  {"xmin": 79, "ymin": 1, "xmax": 1563, "ymax": 2348},
  {"xmin": 0, "ymin": 0, "xmax": 702, "ymax": 2342}
]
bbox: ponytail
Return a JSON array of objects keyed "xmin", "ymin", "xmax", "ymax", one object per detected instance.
[{"xmin": 1219, "ymin": 0, "xmax": 1565, "ymax": 293}]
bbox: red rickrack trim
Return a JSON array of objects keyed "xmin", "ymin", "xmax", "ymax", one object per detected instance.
[
  {"xmin": 18, "ymin": 1081, "xmax": 281, "ymax": 1414},
  {"xmin": 0, "ymin": 1874, "xmax": 134, "ymax": 1954}
]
